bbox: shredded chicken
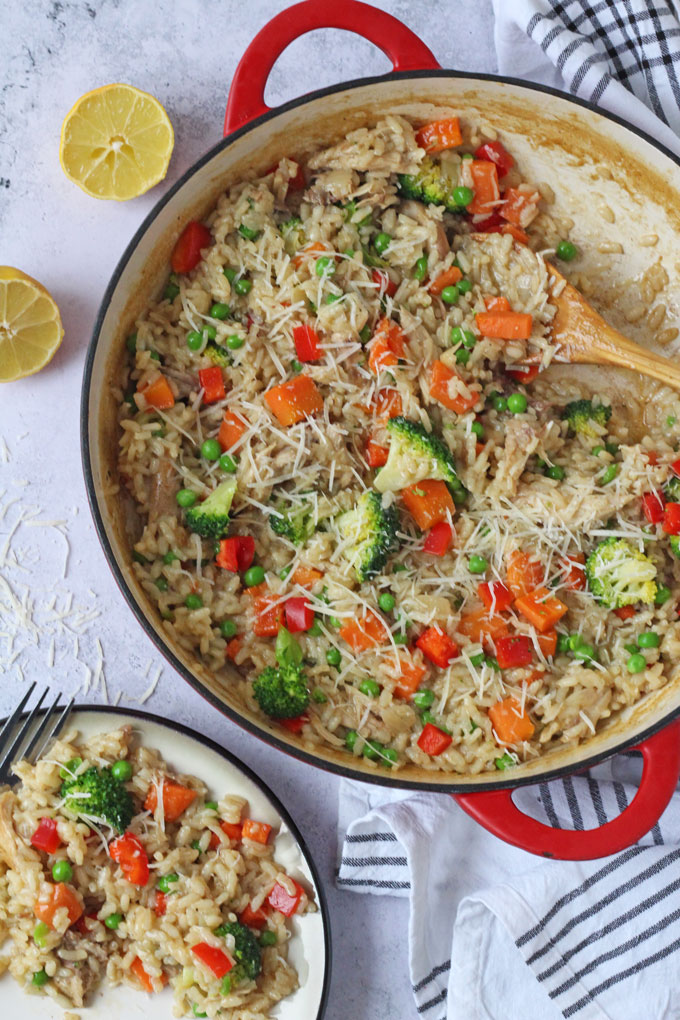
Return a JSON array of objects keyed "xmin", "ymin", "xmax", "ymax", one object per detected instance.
[
  {"xmin": 0, "ymin": 790, "xmax": 38, "ymax": 870},
  {"xmin": 487, "ymin": 418, "xmax": 543, "ymax": 499}
]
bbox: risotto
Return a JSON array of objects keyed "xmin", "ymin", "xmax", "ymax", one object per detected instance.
[
  {"xmin": 0, "ymin": 726, "xmax": 311, "ymax": 1015},
  {"xmin": 117, "ymin": 114, "xmax": 680, "ymax": 776}
]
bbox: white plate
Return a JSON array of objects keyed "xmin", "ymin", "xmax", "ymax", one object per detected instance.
[{"xmin": 0, "ymin": 706, "xmax": 331, "ymax": 1019}]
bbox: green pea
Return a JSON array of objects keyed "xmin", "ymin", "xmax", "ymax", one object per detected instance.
[
  {"xmin": 149, "ymin": 351, "xmax": 161, "ymax": 362},
  {"xmin": 312, "ymin": 686, "xmax": 328, "ymax": 703},
  {"xmin": 359, "ymin": 678, "xmax": 381, "ymax": 698},
  {"xmin": 599, "ymin": 464, "xmax": 618, "ymax": 486},
  {"xmin": 307, "ymin": 619, "xmax": 323, "ymax": 637},
  {"xmin": 219, "ymin": 620, "xmax": 237, "ymax": 641},
  {"xmin": 157, "ymin": 873, "xmax": 180, "ymax": 893},
  {"xmin": 468, "ymin": 555, "xmax": 488, "ymax": 574},
  {"xmin": 185, "ymin": 594, "xmax": 203, "ymax": 610},
  {"xmin": 458, "ymin": 278, "xmax": 472, "ymax": 294},
  {"xmin": 126, "ymin": 332, "xmax": 137, "ymax": 354},
  {"xmin": 627, "ymin": 652, "xmax": 647, "ymax": 673},
  {"xmin": 441, "ymin": 285, "xmax": 459, "ymax": 304},
  {"xmin": 412, "ymin": 689, "xmax": 435, "ymax": 709},
  {"xmin": 591, "ymin": 445, "xmax": 604, "ymax": 456},
  {"xmin": 224, "ymin": 266, "xmax": 237, "ymax": 282},
  {"xmin": 414, "ymin": 255, "xmax": 428, "ymax": 281},
  {"xmin": 624, "ymin": 643, "xmax": 638, "ymax": 655},
  {"xmin": 556, "ymin": 240, "xmax": 578, "ymax": 261},
  {"xmin": 469, "ymin": 652, "xmax": 485, "ymax": 667},
  {"xmin": 164, "ymin": 282, "xmax": 180, "ymax": 301},
  {"xmin": 637, "ymin": 631, "xmax": 660, "ymax": 649},
  {"xmin": 471, "ymin": 421, "xmax": 484, "ymax": 439},
  {"xmin": 291, "ymin": 358, "xmax": 303, "ymax": 373},
  {"xmin": 163, "ymin": 551, "xmax": 179, "ymax": 564},
  {"xmin": 238, "ymin": 225, "xmax": 259, "ymax": 241},
  {"xmin": 201, "ymin": 438, "xmax": 222, "ymax": 461},
  {"xmin": 420, "ymin": 711, "xmax": 438, "ymax": 726},
  {"xmin": 494, "ymin": 752, "xmax": 515, "ymax": 771},
  {"xmin": 235, "ymin": 278, "xmax": 252, "ymax": 295},
  {"xmin": 200, "ymin": 325, "xmax": 216, "ymax": 342},
  {"xmin": 546, "ymin": 464, "xmax": 565, "ymax": 481},
  {"xmin": 362, "ymin": 739, "xmax": 383, "ymax": 761},
  {"xmin": 32, "ymin": 969, "xmax": 49, "ymax": 987},
  {"xmin": 455, "ymin": 348, "xmax": 470, "ymax": 365},
  {"xmin": 329, "ymin": 616, "xmax": 342, "ymax": 628},
  {"xmin": 59, "ymin": 757, "xmax": 82, "ymax": 779},
  {"xmin": 224, "ymin": 334, "xmax": 244, "ymax": 351},
  {"xmin": 325, "ymin": 293, "xmax": 343, "ymax": 304},
  {"xmin": 461, "ymin": 153, "xmax": 473, "ymax": 161},
  {"xmin": 33, "ymin": 921, "xmax": 50, "ymax": 947},
  {"xmin": 556, "ymin": 634, "xmax": 570, "ymax": 654},
  {"xmin": 374, "ymin": 232, "xmax": 391, "ymax": 254},
  {"xmin": 52, "ymin": 859, "xmax": 73, "ymax": 882},
  {"xmin": 345, "ymin": 729, "xmax": 358, "ymax": 751},
  {"xmin": 219, "ymin": 453, "xmax": 238, "ymax": 473},
  {"xmin": 667, "ymin": 416, "xmax": 677, "ymax": 428},
  {"xmin": 453, "ymin": 185, "xmax": 474, "ymax": 207},
  {"xmin": 190, "ymin": 839, "xmax": 202, "ymax": 852},
  {"xmin": 186, "ymin": 330, "xmax": 204, "ymax": 351},
  {"xmin": 485, "ymin": 656, "xmax": 501, "ymax": 671},
  {"xmin": 326, "ymin": 647, "xmax": 341, "ymax": 667},
  {"xmin": 204, "ymin": 801, "xmax": 218, "ymax": 811},
  {"xmin": 507, "ymin": 392, "xmax": 528, "ymax": 414},
  {"xmin": 605, "ymin": 442, "xmax": 619, "ymax": 456},
  {"xmin": 279, "ymin": 565, "xmax": 292, "ymax": 580},
  {"xmin": 393, "ymin": 632, "xmax": 409, "ymax": 645},
  {"xmin": 568, "ymin": 633, "xmax": 585, "ymax": 651},
  {"xmin": 393, "ymin": 563, "xmax": 408, "ymax": 573},
  {"xmin": 315, "ymin": 256, "xmax": 335, "ymax": 277},
  {"xmin": 111, "ymin": 760, "xmax": 133, "ymax": 782},
  {"xmin": 359, "ymin": 324, "xmax": 372, "ymax": 344},
  {"xmin": 176, "ymin": 489, "xmax": 197, "ymax": 508},
  {"xmin": 378, "ymin": 592, "xmax": 395, "ymax": 612},
  {"xmin": 381, "ymin": 747, "xmax": 399, "ymax": 767},
  {"xmin": 210, "ymin": 302, "xmax": 230, "ymax": 320},
  {"xmin": 260, "ymin": 930, "xmax": 277, "ymax": 947},
  {"xmin": 462, "ymin": 330, "xmax": 477, "ymax": 348},
  {"xmin": 573, "ymin": 643, "xmax": 596, "ymax": 662},
  {"xmin": 244, "ymin": 565, "xmax": 265, "ymax": 587},
  {"xmin": 491, "ymin": 393, "xmax": 507, "ymax": 413},
  {"xmin": 655, "ymin": 586, "xmax": 672, "ymax": 605}
]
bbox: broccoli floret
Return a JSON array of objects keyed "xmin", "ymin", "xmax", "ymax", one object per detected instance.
[
  {"xmin": 185, "ymin": 478, "xmax": 237, "ymax": 539},
  {"xmin": 60, "ymin": 766, "xmax": 134, "ymax": 833},
  {"xmin": 665, "ymin": 476, "xmax": 680, "ymax": 500},
  {"xmin": 280, "ymin": 216, "xmax": 306, "ymax": 257},
  {"xmin": 374, "ymin": 416, "xmax": 465, "ymax": 501},
  {"xmin": 397, "ymin": 157, "xmax": 461, "ymax": 213},
  {"xmin": 204, "ymin": 341, "xmax": 232, "ymax": 368},
  {"xmin": 253, "ymin": 662, "xmax": 309, "ymax": 719},
  {"xmin": 337, "ymin": 490, "xmax": 398, "ymax": 582},
  {"xmin": 214, "ymin": 921, "xmax": 261, "ymax": 983},
  {"xmin": 669, "ymin": 535, "xmax": 680, "ymax": 559},
  {"xmin": 269, "ymin": 497, "xmax": 315, "ymax": 545},
  {"xmin": 585, "ymin": 537, "xmax": 657, "ymax": 608},
  {"xmin": 562, "ymin": 399, "xmax": 612, "ymax": 439}
]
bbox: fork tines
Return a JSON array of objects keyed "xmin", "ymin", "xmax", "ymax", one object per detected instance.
[{"xmin": 0, "ymin": 685, "xmax": 74, "ymax": 786}]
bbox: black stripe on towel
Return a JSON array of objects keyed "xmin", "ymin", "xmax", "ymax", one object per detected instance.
[
  {"xmin": 345, "ymin": 831, "xmax": 397, "ymax": 844},
  {"xmin": 413, "ymin": 959, "xmax": 451, "ymax": 993},
  {"xmin": 417, "ymin": 987, "xmax": 447, "ymax": 1013},
  {"xmin": 340, "ymin": 855, "xmax": 407, "ymax": 868},
  {"xmin": 336, "ymin": 876, "xmax": 410, "ymax": 890}
]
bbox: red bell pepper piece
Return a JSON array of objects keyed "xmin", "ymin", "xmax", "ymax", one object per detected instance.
[
  {"xmin": 30, "ymin": 817, "xmax": 61, "ymax": 854},
  {"xmin": 614, "ymin": 605, "xmax": 636, "ymax": 621},
  {"xmin": 154, "ymin": 891, "xmax": 167, "ymax": 917},
  {"xmin": 506, "ymin": 364, "xmax": 540, "ymax": 383},
  {"xmin": 670, "ymin": 457, "xmax": 680, "ymax": 476},
  {"xmin": 144, "ymin": 778, "xmax": 197, "ymax": 822},
  {"xmin": 478, "ymin": 581, "xmax": 514, "ymax": 613},
  {"xmin": 416, "ymin": 626, "xmax": 459, "ymax": 668},
  {"xmin": 470, "ymin": 209, "xmax": 505, "ymax": 232},
  {"xmin": 417, "ymin": 722, "xmax": 452, "ymax": 756},
  {"xmin": 239, "ymin": 902, "xmax": 270, "ymax": 929},
  {"xmin": 216, "ymin": 535, "xmax": 255, "ymax": 572},
  {"xmin": 496, "ymin": 634, "xmax": 533, "ymax": 670},
  {"xmin": 473, "ymin": 140, "xmax": 515, "ymax": 178},
  {"xmin": 191, "ymin": 942, "xmax": 233, "ymax": 978},
  {"xmin": 366, "ymin": 438, "xmax": 389, "ymax": 468},
  {"xmin": 423, "ymin": 521, "xmax": 453, "ymax": 556},
  {"xmin": 285, "ymin": 596, "xmax": 314, "ymax": 632},
  {"xmin": 372, "ymin": 269, "xmax": 397, "ymax": 297},
  {"xmin": 293, "ymin": 323, "xmax": 322, "ymax": 362},
  {"xmin": 267, "ymin": 878, "xmax": 305, "ymax": 916},
  {"xmin": 198, "ymin": 366, "xmax": 226, "ymax": 405},
  {"xmin": 642, "ymin": 490, "xmax": 666, "ymax": 525},
  {"xmin": 279, "ymin": 714, "xmax": 308, "ymax": 733},
  {"xmin": 663, "ymin": 502, "xmax": 680, "ymax": 535},
  {"xmin": 109, "ymin": 832, "xmax": 149, "ymax": 886},
  {"xmin": 171, "ymin": 221, "xmax": 212, "ymax": 274}
]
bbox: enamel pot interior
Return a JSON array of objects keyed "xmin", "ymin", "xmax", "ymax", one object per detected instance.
[{"xmin": 83, "ymin": 71, "xmax": 680, "ymax": 792}]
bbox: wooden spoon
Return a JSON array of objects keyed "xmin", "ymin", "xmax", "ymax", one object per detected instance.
[{"xmin": 546, "ymin": 263, "xmax": 680, "ymax": 389}]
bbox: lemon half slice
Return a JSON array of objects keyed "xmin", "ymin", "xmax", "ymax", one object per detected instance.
[
  {"xmin": 0, "ymin": 267, "xmax": 64, "ymax": 383},
  {"xmin": 59, "ymin": 83, "xmax": 174, "ymax": 201}
]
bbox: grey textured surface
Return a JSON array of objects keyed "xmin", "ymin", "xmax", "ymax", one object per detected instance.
[{"xmin": 0, "ymin": 2, "xmax": 495, "ymax": 1016}]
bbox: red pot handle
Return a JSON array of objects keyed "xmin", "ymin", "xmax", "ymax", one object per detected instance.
[
  {"xmin": 454, "ymin": 719, "xmax": 680, "ymax": 860},
  {"xmin": 224, "ymin": 0, "xmax": 440, "ymax": 136}
]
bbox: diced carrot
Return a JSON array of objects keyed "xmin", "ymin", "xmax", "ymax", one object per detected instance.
[
  {"xmin": 416, "ymin": 117, "xmax": 463, "ymax": 152},
  {"xmin": 34, "ymin": 882, "xmax": 83, "ymax": 929},
  {"xmin": 218, "ymin": 410, "xmax": 247, "ymax": 451},
  {"xmin": 506, "ymin": 550, "xmax": 544, "ymax": 597},
  {"xmin": 401, "ymin": 479, "xmax": 454, "ymax": 531},
  {"xmin": 373, "ymin": 388, "xmax": 403, "ymax": 423},
  {"xmin": 613, "ymin": 605, "xmax": 636, "ymax": 621},
  {"xmin": 416, "ymin": 627, "xmax": 459, "ymax": 668},
  {"xmin": 475, "ymin": 441, "xmax": 485, "ymax": 457},
  {"xmin": 154, "ymin": 890, "xmax": 167, "ymax": 917},
  {"xmin": 501, "ymin": 223, "xmax": 529, "ymax": 244},
  {"xmin": 562, "ymin": 553, "xmax": 586, "ymax": 591},
  {"xmin": 109, "ymin": 832, "xmax": 149, "ymax": 886},
  {"xmin": 430, "ymin": 360, "xmax": 480, "ymax": 414},
  {"xmin": 225, "ymin": 636, "xmax": 242, "ymax": 660},
  {"xmin": 239, "ymin": 902, "xmax": 270, "ymax": 929},
  {"xmin": 264, "ymin": 375, "xmax": 323, "ymax": 426},
  {"xmin": 144, "ymin": 778, "xmax": 197, "ymax": 823},
  {"xmin": 468, "ymin": 160, "xmax": 500, "ymax": 216},
  {"xmin": 488, "ymin": 697, "xmax": 535, "ymax": 743},
  {"xmin": 457, "ymin": 608, "xmax": 509, "ymax": 649},
  {"xmin": 292, "ymin": 241, "xmax": 329, "ymax": 269},
  {"xmin": 366, "ymin": 438, "xmax": 389, "ymax": 467},
  {"xmin": 140, "ymin": 374, "xmax": 175, "ymax": 410},
  {"xmin": 537, "ymin": 630, "xmax": 557, "ymax": 658},
  {"xmin": 428, "ymin": 266, "xmax": 462, "ymax": 295},
  {"xmin": 198, "ymin": 365, "xmax": 226, "ymax": 404},
  {"xmin": 515, "ymin": 587, "xmax": 568, "ymax": 633},
  {"xmin": 501, "ymin": 187, "xmax": 540, "ymax": 227},
  {"xmin": 368, "ymin": 319, "xmax": 408, "ymax": 374},
  {"xmin": 220, "ymin": 820, "xmax": 243, "ymax": 842},
  {"xmin": 131, "ymin": 956, "xmax": 168, "ymax": 993},
  {"xmin": 242, "ymin": 819, "xmax": 272, "ymax": 844},
  {"xmin": 475, "ymin": 310, "xmax": 533, "ymax": 340},
  {"xmin": 246, "ymin": 583, "xmax": 285, "ymax": 637},
  {"xmin": 339, "ymin": 612, "xmax": 389, "ymax": 652},
  {"xmin": 647, "ymin": 451, "xmax": 659, "ymax": 466},
  {"xmin": 393, "ymin": 658, "xmax": 427, "ymax": 699},
  {"xmin": 291, "ymin": 566, "xmax": 323, "ymax": 588},
  {"xmin": 484, "ymin": 295, "xmax": 511, "ymax": 312}
]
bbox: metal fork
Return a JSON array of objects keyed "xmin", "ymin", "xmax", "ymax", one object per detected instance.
[{"xmin": 0, "ymin": 684, "xmax": 74, "ymax": 785}]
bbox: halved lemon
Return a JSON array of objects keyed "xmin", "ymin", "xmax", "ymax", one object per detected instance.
[
  {"xmin": 59, "ymin": 83, "xmax": 174, "ymax": 201},
  {"xmin": 0, "ymin": 267, "xmax": 64, "ymax": 383}
]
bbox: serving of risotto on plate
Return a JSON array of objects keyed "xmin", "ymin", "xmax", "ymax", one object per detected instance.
[
  {"xmin": 117, "ymin": 114, "xmax": 680, "ymax": 776},
  {"xmin": 0, "ymin": 725, "xmax": 313, "ymax": 1016}
]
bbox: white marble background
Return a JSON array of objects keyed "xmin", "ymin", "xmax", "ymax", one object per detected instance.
[{"xmin": 0, "ymin": 1, "xmax": 495, "ymax": 1016}]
